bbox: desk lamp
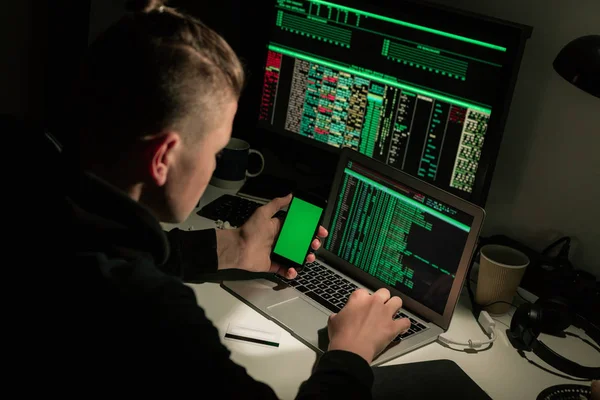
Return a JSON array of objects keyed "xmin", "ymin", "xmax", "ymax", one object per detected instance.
[{"xmin": 553, "ymin": 34, "xmax": 600, "ymax": 98}]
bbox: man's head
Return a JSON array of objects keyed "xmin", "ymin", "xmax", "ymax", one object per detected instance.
[{"xmin": 73, "ymin": 0, "xmax": 244, "ymax": 223}]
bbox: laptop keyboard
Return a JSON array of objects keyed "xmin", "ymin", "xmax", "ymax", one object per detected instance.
[
  {"xmin": 279, "ymin": 261, "xmax": 429, "ymax": 343},
  {"xmin": 197, "ymin": 194, "xmax": 263, "ymax": 228}
]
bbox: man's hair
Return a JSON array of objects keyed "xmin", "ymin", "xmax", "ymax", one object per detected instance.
[{"xmin": 74, "ymin": 0, "xmax": 245, "ymax": 149}]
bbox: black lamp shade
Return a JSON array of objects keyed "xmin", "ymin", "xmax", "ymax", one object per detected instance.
[{"xmin": 553, "ymin": 35, "xmax": 600, "ymax": 99}]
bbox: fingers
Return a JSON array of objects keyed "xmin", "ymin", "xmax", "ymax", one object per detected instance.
[
  {"xmin": 394, "ymin": 317, "xmax": 411, "ymax": 334},
  {"xmin": 305, "ymin": 253, "xmax": 316, "ymax": 263},
  {"xmin": 261, "ymin": 194, "xmax": 292, "ymax": 217},
  {"xmin": 272, "ymin": 263, "xmax": 297, "ymax": 279},
  {"xmin": 284, "ymin": 267, "xmax": 298, "ymax": 280},
  {"xmin": 372, "ymin": 288, "xmax": 391, "ymax": 303},
  {"xmin": 317, "ymin": 226, "xmax": 328, "ymax": 238},
  {"xmin": 591, "ymin": 381, "xmax": 599, "ymax": 400},
  {"xmin": 310, "ymin": 238, "xmax": 320, "ymax": 251},
  {"xmin": 347, "ymin": 288, "xmax": 370, "ymax": 304},
  {"xmin": 271, "ymin": 214, "xmax": 282, "ymax": 233},
  {"xmin": 269, "ymin": 262, "xmax": 282, "ymax": 275},
  {"xmin": 328, "ymin": 313, "xmax": 337, "ymax": 323},
  {"xmin": 385, "ymin": 296, "xmax": 403, "ymax": 315}
]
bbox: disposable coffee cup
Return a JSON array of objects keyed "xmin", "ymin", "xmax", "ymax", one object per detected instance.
[{"xmin": 475, "ymin": 244, "xmax": 529, "ymax": 315}]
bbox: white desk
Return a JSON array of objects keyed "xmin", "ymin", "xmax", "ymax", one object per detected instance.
[{"xmin": 164, "ymin": 185, "xmax": 600, "ymax": 400}]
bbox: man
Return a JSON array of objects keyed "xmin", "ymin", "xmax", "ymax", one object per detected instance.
[{"xmin": 35, "ymin": 1, "xmax": 411, "ymax": 398}]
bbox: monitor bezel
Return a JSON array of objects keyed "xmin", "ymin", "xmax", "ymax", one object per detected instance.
[
  {"xmin": 317, "ymin": 148, "xmax": 486, "ymax": 331},
  {"xmin": 242, "ymin": 0, "xmax": 533, "ymax": 207}
]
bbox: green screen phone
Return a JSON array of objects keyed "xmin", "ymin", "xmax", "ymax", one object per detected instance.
[{"xmin": 272, "ymin": 193, "xmax": 326, "ymax": 269}]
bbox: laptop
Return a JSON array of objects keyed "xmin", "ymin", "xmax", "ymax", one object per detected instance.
[{"xmin": 221, "ymin": 148, "xmax": 485, "ymax": 365}]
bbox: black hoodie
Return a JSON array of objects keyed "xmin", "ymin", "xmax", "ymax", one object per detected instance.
[{"xmin": 32, "ymin": 163, "xmax": 374, "ymax": 398}]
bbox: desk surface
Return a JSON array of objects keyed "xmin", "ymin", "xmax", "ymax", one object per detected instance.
[{"xmin": 165, "ymin": 185, "xmax": 599, "ymax": 400}]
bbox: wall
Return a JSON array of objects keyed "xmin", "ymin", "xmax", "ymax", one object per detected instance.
[
  {"xmin": 1, "ymin": 0, "xmax": 90, "ymax": 133},
  {"xmin": 87, "ymin": 0, "xmax": 600, "ymax": 274},
  {"xmin": 88, "ymin": 0, "xmax": 242, "ymax": 47},
  {"xmin": 0, "ymin": 1, "xmax": 41, "ymax": 118},
  {"xmin": 88, "ymin": 0, "xmax": 126, "ymax": 43},
  {"xmin": 423, "ymin": 0, "xmax": 599, "ymax": 274}
]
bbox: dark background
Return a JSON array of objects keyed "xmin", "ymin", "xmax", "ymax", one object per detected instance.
[{"xmin": 1, "ymin": 0, "xmax": 598, "ymax": 275}]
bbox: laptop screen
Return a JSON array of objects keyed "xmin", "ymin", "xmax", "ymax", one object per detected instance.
[{"xmin": 324, "ymin": 160, "xmax": 475, "ymax": 315}]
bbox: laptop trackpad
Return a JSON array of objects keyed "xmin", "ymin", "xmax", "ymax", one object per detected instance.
[{"xmin": 267, "ymin": 297, "xmax": 329, "ymax": 347}]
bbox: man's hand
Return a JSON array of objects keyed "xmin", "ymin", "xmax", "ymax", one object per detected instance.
[
  {"xmin": 216, "ymin": 194, "xmax": 328, "ymax": 279},
  {"xmin": 327, "ymin": 288, "xmax": 411, "ymax": 364},
  {"xmin": 592, "ymin": 380, "xmax": 599, "ymax": 400}
]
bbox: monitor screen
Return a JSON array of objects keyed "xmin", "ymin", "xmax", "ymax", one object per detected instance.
[
  {"xmin": 325, "ymin": 159, "xmax": 475, "ymax": 315},
  {"xmin": 256, "ymin": 0, "xmax": 531, "ymax": 204}
]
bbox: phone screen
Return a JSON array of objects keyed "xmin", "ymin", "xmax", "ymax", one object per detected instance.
[{"xmin": 273, "ymin": 196, "xmax": 324, "ymax": 266}]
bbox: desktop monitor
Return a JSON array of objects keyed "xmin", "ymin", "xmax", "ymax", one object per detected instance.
[{"xmin": 252, "ymin": 0, "xmax": 532, "ymax": 206}]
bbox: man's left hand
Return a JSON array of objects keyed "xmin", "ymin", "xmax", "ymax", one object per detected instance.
[{"xmin": 216, "ymin": 194, "xmax": 328, "ymax": 280}]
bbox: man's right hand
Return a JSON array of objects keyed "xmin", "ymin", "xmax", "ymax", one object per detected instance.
[{"xmin": 327, "ymin": 288, "xmax": 411, "ymax": 364}]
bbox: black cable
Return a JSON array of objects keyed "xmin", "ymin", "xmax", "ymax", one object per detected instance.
[
  {"xmin": 516, "ymin": 290, "xmax": 532, "ymax": 303},
  {"xmin": 564, "ymin": 332, "xmax": 600, "ymax": 354},
  {"xmin": 541, "ymin": 236, "xmax": 574, "ymax": 271},
  {"xmin": 492, "ymin": 318, "xmax": 510, "ymax": 329},
  {"xmin": 518, "ymin": 350, "xmax": 591, "ymax": 382},
  {"xmin": 482, "ymin": 300, "xmax": 518, "ymax": 309},
  {"xmin": 541, "ymin": 236, "xmax": 571, "ymax": 256}
]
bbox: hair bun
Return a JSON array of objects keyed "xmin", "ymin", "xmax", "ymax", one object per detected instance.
[{"xmin": 126, "ymin": 0, "xmax": 166, "ymax": 13}]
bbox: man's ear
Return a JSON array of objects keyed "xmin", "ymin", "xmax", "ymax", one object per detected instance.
[{"xmin": 146, "ymin": 132, "xmax": 181, "ymax": 187}]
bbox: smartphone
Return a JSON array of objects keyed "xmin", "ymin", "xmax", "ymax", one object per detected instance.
[{"xmin": 271, "ymin": 192, "xmax": 326, "ymax": 270}]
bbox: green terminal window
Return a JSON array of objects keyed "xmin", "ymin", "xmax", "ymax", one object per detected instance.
[{"xmin": 258, "ymin": 0, "xmax": 531, "ymax": 205}]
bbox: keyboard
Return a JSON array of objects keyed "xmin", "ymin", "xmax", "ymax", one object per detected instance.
[
  {"xmin": 197, "ymin": 194, "xmax": 263, "ymax": 227},
  {"xmin": 280, "ymin": 261, "xmax": 428, "ymax": 343}
]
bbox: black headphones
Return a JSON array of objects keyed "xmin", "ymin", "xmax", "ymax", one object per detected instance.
[{"xmin": 507, "ymin": 297, "xmax": 600, "ymax": 380}]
